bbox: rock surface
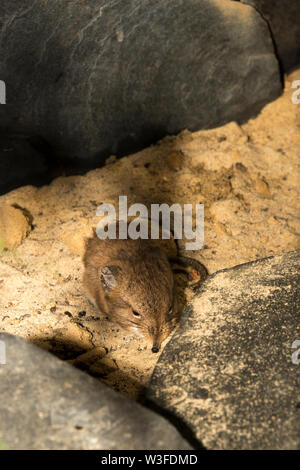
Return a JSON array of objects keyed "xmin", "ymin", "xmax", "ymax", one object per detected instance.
[
  {"xmin": 241, "ymin": 0, "xmax": 300, "ymax": 72},
  {"xmin": 0, "ymin": 0, "xmax": 280, "ymax": 168},
  {"xmin": 147, "ymin": 251, "xmax": 300, "ymax": 450},
  {"xmin": 0, "ymin": 332, "xmax": 191, "ymax": 450}
]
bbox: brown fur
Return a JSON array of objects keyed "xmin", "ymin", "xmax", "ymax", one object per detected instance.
[{"xmin": 83, "ymin": 234, "xmax": 178, "ymax": 352}]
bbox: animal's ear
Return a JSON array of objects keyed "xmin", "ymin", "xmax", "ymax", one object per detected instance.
[{"xmin": 100, "ymin": 265, "xmax": 121, "ymax": 290}]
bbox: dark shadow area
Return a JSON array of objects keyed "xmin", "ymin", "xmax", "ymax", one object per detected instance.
[
  {"xmin": 0, "ymin": 0, "xmax": 287, "ymax": 194},
  {"xmin": 238, "ymin": 0, "xmax": 300, "ymax": 74},
  {"xmin": 31, "ymin": 337, "xmax": 89, "ymax": 361},
  {"xmin": 29, "ymin": 331, "xmax": 205, "ymax": 449},
  {"xmin": 143, "ymin": 397, "xmax": 206, "ymax": 450}
]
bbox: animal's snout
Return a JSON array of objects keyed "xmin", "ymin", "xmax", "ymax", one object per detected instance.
[{"xmin": 150, "ymin": 330, "xmax": 162, "ymax": 353}]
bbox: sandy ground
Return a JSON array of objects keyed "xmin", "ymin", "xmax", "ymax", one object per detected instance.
[{"xmin": 0, "ymin": 71, "xmax": 299, "ymax": 401}]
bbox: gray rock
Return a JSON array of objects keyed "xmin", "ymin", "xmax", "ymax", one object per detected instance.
[
  {"xmin": 147, "ymin": 251, "xmax": 300, "ymax": 450},
  {"xmin": 241, "ymin": 1, "xmax": 300, "ymax": 72},
  {"xmin": 0, "ymin": 0, "xmax": 281, "ymax": 166},
  {"xmin": 0, "ymin": 333, "xmax": 191, "ymax": 450}
]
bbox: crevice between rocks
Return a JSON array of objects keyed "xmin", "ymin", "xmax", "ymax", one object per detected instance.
[
  {"xmin": 143, "ymin": 397, "xmax": 206, "ymax": 450},
  {"xmin": 232, "ymin": 0, "xmax": 284, "ymax": 85}
]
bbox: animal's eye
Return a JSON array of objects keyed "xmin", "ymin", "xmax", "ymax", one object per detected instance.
[
  {"xmin": 132, "ymin": 310, "xmax": 141, "ymax": 317},
  {"xmin": 166, "ymin": 305, "xmax": 173, "ymax": 320}
]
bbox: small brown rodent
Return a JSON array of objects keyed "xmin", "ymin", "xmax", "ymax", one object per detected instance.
[{"xmin": 83, "ymin": 233, "xmax": 207, "ymax": 353}]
